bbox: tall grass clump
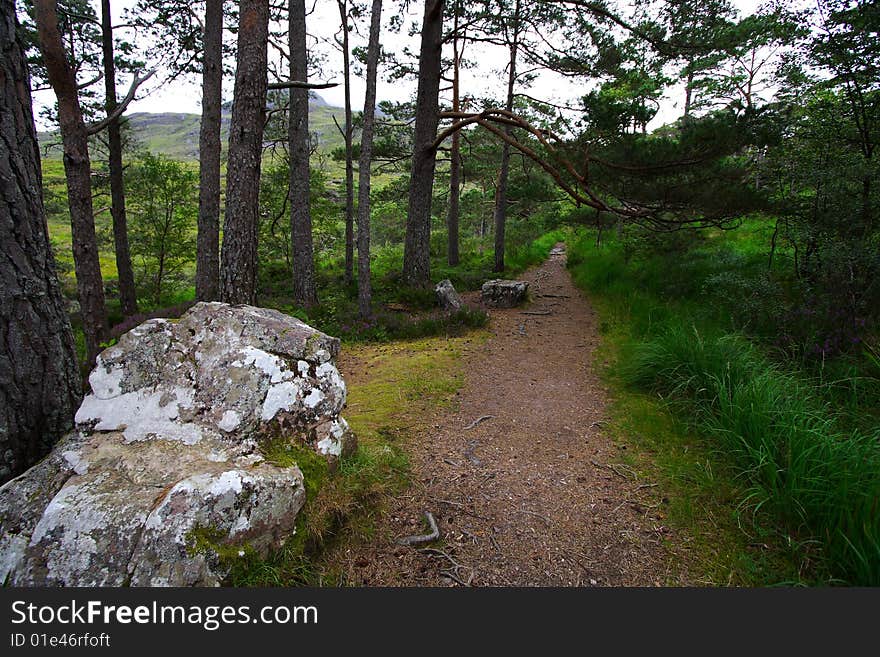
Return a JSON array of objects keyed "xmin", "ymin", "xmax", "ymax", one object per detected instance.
[
  {"xmin": 624, "ymin": 325, "xmax": 880, "ymax": 584},
  {"xmin": 566, "ymin": 227, "xmax": 880, "ymax": 584}
]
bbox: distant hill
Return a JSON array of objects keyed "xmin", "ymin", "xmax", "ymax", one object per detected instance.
[{"xmin": 37, "ymin": 93, "xmax": 346, "ymax": 161}]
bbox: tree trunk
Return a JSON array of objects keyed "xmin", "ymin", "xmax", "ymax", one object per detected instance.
[
  {"xmin": 219, "ymin": 0, "xmax": 269, "ymax": 305},
  {"xmin": 493, "ymin": 0, "xmax": 520, "ymax": 274},
  {"xmin": 493, "ymin": 142, "xmax": 510, "ymax": 272},
  {"xmin": 402, "ymin": 0, "xmax": 444, "ymax": 288},
  {"xmin": 446, "ymin": 0, "xmax": 461, "ymax": 267},
  {"xmin": 196, "ymin": 0, "xmax": 223, "ymax": 301},
  {"xmin": 338, "ymin": 0, "xmax": 355, "ymax": 286},
  {"xmin": 101, "ymin": 0, "xmax": 137, "ymax": 317},
  {"xmin": 683, "ymin": 66, "xmax": 693, "ymax": 118},
  {"xmin": 34, "ymin": 0, "xmax": 107, "ymax": 364},
  {"xmin": 357, "ymin": 0, "xmax": 383, "ymax": 318},
  {"xmin": 0, "ymin": 0, "xmax": 81, "ymax": 484},
  {"xmin": 289, "ymin": 0, "xmax": 318, "ymax": 307}
]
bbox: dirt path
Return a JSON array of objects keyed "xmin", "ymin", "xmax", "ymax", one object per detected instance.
[{"xmin": 336, "ymin": 246, "xmax": 688, "ymax": 586}]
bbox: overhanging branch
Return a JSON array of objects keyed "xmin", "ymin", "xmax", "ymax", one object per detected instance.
[
  {"xmin": 267, "ymin": 80, "xmax": 339, "ymax": 90},
  {"xmin": 86, "ymin": 70, "xmax": 156, "ymax": 136}
]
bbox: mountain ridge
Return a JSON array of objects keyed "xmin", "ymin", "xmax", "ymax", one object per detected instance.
[{"xmin": 37, "ymin": 95, "xmax": 345, "ymax": 161}]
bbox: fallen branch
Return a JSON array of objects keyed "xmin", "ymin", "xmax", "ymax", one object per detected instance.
[
  {"xmin": 521, "ymin": 310, "xmax": 552, "ymax": 316},
  {"xmin": 396, "ymin": 512, "xmax": 440, "ymax": 546},
  {"xmin": 464, "ymin": 415, "xmax": 494, "ymax": 430}
]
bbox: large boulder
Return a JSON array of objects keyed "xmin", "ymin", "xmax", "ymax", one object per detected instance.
[
  {"xmin": 435, "ymin": 279, "xmax": 463, "ymax": 311},
  {"xmin": 481, "ymin": 279, "xmax": 529, "ymax": 308},
  {"xmin": 0, "ymin": 302, "xmax": 355, "ymax": 587}
]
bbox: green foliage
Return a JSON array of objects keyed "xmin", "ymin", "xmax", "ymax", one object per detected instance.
[
  {"xmin": 623, "ymin": 325, "xmax": 880, "ymax": 585},
  {"xmin": 568, "ymin": 227, "xmax": 880, "ymax": 584},
  {"xmin": 125, "ymin": 153, "xmax": 197, "ymax": 307}
]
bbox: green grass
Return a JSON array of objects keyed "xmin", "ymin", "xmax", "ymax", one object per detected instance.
[
  {"xmin": 622, "ymin": 325, "xmax": 880, "ymax": 584},
  {"xmin": 567, "ymin": 227, "xmax": 880, "ymax": 585}
]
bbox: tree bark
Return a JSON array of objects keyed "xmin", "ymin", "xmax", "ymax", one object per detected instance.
[
  {"xmin": 402, "ymin": 0, "xmax": 444, "ymax": 288},
  {"xmin": 357, "ymin": 0, "xmax": 383, "ymax": 318},
  {"xmin": 493, "ymin": 0, "xmax": 520, "ymax": 274},
  {"xmin": 101, "ymin": 0, "xmax": 137, "ymax": 317},
  {"xmin": 219, "ymin": 0, "xmax": 269, "ymax": 305},
  {"xmin": 0, "ymin": 0, "xmax": 81, "ymax": 484},
  {"xmin": 446, "ymin": 0, "xmax": 461, "ymax": 267},
  {"xmin": 196, "ymin": 0, "xmax": 223, "ymax": 301},
  {"xmin": 683, "ymin": 65, "xmax": 693, "ymax": 118},
  {"xmin": 289, "ymin": 0, "xmax": 318, "ymax": 307},
  {"xmin": 34, "ymin": 0, "xmax": 107, "ymax": 364},
  {"xmin": 338, "ymin": 0, "xmax": 355, "ymax": 286}
]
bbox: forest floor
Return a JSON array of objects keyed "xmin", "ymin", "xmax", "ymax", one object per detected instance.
[{"xmin": 334, "ymin": 246, "xmax": 694, "ymax": 586}]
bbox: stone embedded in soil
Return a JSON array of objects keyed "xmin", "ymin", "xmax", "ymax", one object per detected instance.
[
  {"xmin": 0, "ymin": 302, "xmax": 354, "ymax": 587},
  {"xmin": 481, "ymin": 279, "xmax": 530, "ymax": 308},
  {"xmin": 435, "ymin": 279, "xmax": 463, "ymax": 311}
]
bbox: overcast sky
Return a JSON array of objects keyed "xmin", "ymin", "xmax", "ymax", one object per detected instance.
[{"xmin": 32, "ymin": 0, "xmax": 761, "ymax": 130}]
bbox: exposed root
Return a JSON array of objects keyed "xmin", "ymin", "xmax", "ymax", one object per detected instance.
[
  {"xmin": 397, "ymin": 512, "xmax": 440, "ymax": 546},
  {"xmin": 464, "ymin": 415, "xmax": 494, "ymax": 430}
]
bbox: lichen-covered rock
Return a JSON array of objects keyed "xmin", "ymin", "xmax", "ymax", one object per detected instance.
[
  {"xmin": 435, "ymin": 279, "xmax": 463, "ymax": 311},
  {"xmin": 481, "ymin": 279, "xmax": 529, "ymax": 308},
  {"xmin": 0, "ymin": 302, "xmax": 354, "ymax": 587}
]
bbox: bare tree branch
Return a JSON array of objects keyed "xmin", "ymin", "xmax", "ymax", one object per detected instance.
[
  {"xmin": 86, "ymin": 69, "xmax": 155, "ymax": 136},
  {"xmin": 267, "ymin": 80, "xmax": 339, "ymax": 90}
]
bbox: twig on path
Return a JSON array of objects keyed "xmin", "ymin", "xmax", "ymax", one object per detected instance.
[
  {"xmin": 430, "ymin": 497, "xmax": 464, "ymax": 508},
  {"xmin": 515, "ymin": 509, "xmax": 551, "ymax": 525},
  {"xmin": 590, "ymin": 459, "xmax": 637, "ymax": 481},
  {"xmin": 441, "ymin": 569, "xmax": 474, "ymax": 586},
  {"xmin": 561, "ymin": 546, "xmax": 597, "ymax": 570},
  {"xmin": 464, "ymin": 415, "xmax": 494, "ymax": 430},
  {"xmin": 612, "ymin": 499, "xmax": 631, "ymax": 514},
  {"xmin": 429, "ymin": 497, "xmax": 491, "ymax": 520},
  {"xmin": 464, "ymin": 440, "xmax": 482, "ymax": 466},
  {"xmin": 419, "ymin": 547, "xmax": 462, "ymax": 568},
  {"xmin": 537, "ymin": 293, "xmax": 570, "ymax": 299},
  {"xmin": 419, "ymin": 548, "xmax": 475, "ymax": 586},
  {"xmin": 397, "ymin": 512, "xmax": 440, "ymax": 546},
  {"xmin": 521, "ymin": 310, "xmax": 552, "ymax": 316}
]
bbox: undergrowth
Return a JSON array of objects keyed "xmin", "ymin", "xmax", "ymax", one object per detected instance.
[{"xmin": 567, "ymin": 226, "xmax": 880, "ymax": 585}]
